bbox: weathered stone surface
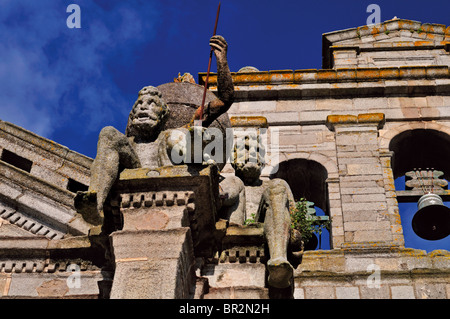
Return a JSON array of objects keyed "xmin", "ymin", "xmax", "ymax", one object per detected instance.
[
  {"xmin": 109, "ymin": 228, "xmax": 195, "ymax": 299},
  {"xmin": 203, "ymin": 287, "xmax": 269, "ymax": 299},
  {"xmin": 157, "ymin": 82, "xmax": 231, "ymax": 135},
  {"xmin": 6, "ymin": 272, "xmax": 105, "ymax": 298},
  {"xmin": 202, "ymin": 263, "xmax": 266, "ymax": 288},
  {"xmin": 391, "ymin": 285, "xmax": 415, "ymax": 299},
  {"xmin": 2, "ymin": 18, "xmax": 450, "ymax": 300}
]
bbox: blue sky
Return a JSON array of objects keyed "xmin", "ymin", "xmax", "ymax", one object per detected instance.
[{"xmin": 1, "ymin": 0, "xmax": 449, "ymax": 251}]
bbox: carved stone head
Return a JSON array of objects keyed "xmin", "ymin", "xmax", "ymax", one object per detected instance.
[
  {"xmin": 125, "ymin": 86, "xmax": 169, "ymax": 140},
  {"xmin": 232, "ymin": 132, "xmax": 265, "ymax": 185}
]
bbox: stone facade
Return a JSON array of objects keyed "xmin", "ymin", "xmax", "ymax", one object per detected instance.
[
  {"xmin": 200, "ymin": 19, "xmax": 450, "ymax": 299},
  {"xmin": 0, "ymin": 18, "xmax": 449, "ymax": 299}
]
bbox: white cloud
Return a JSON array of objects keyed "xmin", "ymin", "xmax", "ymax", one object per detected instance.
[{"xmin": 0, "ymin": 0, "xmax": 161, "ymax": 138}]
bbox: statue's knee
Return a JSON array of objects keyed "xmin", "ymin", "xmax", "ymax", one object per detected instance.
[
  {"xmin": 99, "ymin": 126, "xmax": 121, "ymax": 140},
  {"xmin": 98, "ymin": 126, "xmax": 129, "ymax": 150}
]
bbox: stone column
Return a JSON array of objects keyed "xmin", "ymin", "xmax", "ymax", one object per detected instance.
[
  {"xmin": 107, "ymin": 165, "xmax": 220, "ymax": 299},
  {"xmin": 327, "ymin": 113, "xmax": 402, "ymax": 248}
]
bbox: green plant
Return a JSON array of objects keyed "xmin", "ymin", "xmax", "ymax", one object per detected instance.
[
  {"xmin": 289, "ymin": 198, "xmax": 331, "ymax": 244},
  {"xmin": 244, "ymin": 213, "xmax": 257, "ymax": 225}
]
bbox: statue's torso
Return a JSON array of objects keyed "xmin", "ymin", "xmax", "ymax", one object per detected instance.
[
  {"xmin": 134, "ymin": 141, "xmax": 160, "ymax": 169},
  {"xmin": 244, "ymin": 180, "xmax": 270, "ymax": 218}
]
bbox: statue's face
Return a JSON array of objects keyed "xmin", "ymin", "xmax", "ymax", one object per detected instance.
[
  {"xmin": 126, "ymin": 86, "xmax": 169, "ymax": 139},
  {"xmin": 234, "ymin": 161, "xmax": 263, "ymax": 185}
]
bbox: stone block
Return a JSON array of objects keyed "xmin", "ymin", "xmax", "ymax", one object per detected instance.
[
  {"xmin": 344, "ymin": 221, "xmax": 391, "ymax": 232},
  {"xmin": 335, "ymin": 286, "xmax": 360, "ymax": 299},
  {"xmin": 277, "ymin": 100, "xmax": 314, "ymax": 112},
  {"xmin": 414, "ymin": 283, "xmax": 447, "ymax": 299},
  {"xmin": 263, "ymin": 112, "xmax": 300, "ymax": 125},
  {"xmin": 336, "ymin": 132, "xmax": 378, "ymax": 146},
  {"xmin": 345, "ymin": 257, "xmax": 375, "ymax": 272},
  {"xmin": 202, "ymin": 263, "xmax": 266, "ymax": 288},
  {"xmin": 238, "ymin": 101, "xmax": 277, "ymax": 113},
  {"xmin": 340, "ymin": 186, "xmax": 385, "ymax": 195},
  {"xmin": 390, "ymin": 285, "xmax": 415, "ymax": 299},
  {"xmin": 352, "ymin": 230, "xmax": 393, "ymax": 242},
  {"xmin": 346, "ymin": 163, "xmax": 382, "ymax": 176},
  {"xmin": 351, "ymin": 194, "xmax": 387, "ymax": 202},
  {"xmin": 7, "ymin": 272, "xmax": 103, "ymax": 298},
  {"xmin": 0, "ymin": 273, "xmax": 10, "ymax": 296},
  {"xmin": 426, "ymin": 95, "xmax": 444, "ymax": 107},
  {"xmin": 342, "ymin": 202, "xmax": 387, "ymax": 212},
  {"xmin": 203, "ymin": 287, "xmax": 269, "ymax": 299},
  {"xmin": 317, "ymin": 99, "xmax": 353, "ymax": 111},
  {"xmin": 304, "ymin": 286, "xmax": 335, "ymax": 299},
  {"xmin": 359, "ymin": 285, "xmax": 391, "ymax": 299},
  {"xmin": 293, "ymin": 287, "xmax": 305, "ymax": 299},
  {"xmin": 109, "ymin": 228, "xmax": 196, "ymax": 299}
]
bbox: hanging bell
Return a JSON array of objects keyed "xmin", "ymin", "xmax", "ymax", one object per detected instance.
[{"xmin": 412, "ymin": 193, "xmax": 450, "ymax": 241}]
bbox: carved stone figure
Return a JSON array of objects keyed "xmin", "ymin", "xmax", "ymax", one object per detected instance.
[
  {"xmin": 219, "ymin": 129, "xmax": 297, "ymax": 289},
  {"xmin": 75, "ymin": 35, "xmax": 234, "ymax": 227}
]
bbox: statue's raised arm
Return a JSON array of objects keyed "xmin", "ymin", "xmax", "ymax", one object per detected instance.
[
  {"xmin": 189, "ymin": 35, "xmax": 234, "ymax": 127},
  {"xmin": 75, "ymin": 35, "xmax": 235, "ymax": 230}
]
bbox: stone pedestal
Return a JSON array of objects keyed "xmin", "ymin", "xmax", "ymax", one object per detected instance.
[
  {"xmin": 107, "ymin": 165, "xmax": 220, "ymax": 299},
  {"xmin": 202, "ymin": 224, "xmax": 269, "ymax": 299},
  {"xmin": 109, "ymin": 228, "xmax": 195, "ymax": 299}
]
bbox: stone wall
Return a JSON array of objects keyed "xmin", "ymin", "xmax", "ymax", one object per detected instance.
[
  {"xmin": 294, "ymin": 249, "xmax": 450, "ymax": 299},
  {"xmin": 199, "ymin": 19, "xmax": 450, "ymax": 298}
]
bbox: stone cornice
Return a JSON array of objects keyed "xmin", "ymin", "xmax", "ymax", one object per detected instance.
[
  {"xmin": 323, "ymin": 19, "xmax": 449, "ymax": 46},
  {"xmin": 199, "ymin": 66, "xmax": 450, "ymax": 101},
  {"xmin": 200, "ymin": 66, "xmax": 449, "ymax": 86},
  {"xmin": 0, "ymin": 236, "xmax": 105, "ymax": 273},
  {"xmin": 0, "ymin": 161, "xmax": 91, "ymax": 237},
  {"xmin": 0, "ymin": 120, "xmax": 93, "ymax": 170}
]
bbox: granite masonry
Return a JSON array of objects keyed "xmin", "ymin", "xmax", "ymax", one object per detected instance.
[{"xmin": 0, "ymin": 18, "xmax": 449, "ymax": 299}]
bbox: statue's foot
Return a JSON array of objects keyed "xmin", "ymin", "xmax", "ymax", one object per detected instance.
[
  {"xmin": 267, "ymin": 257, "xmax": 294, "ymax": 289},
  {"xmin": 74, "ymin": 191, "xmax": 104, "ymax": 226}
]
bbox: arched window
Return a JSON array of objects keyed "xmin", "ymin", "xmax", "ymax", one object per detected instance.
[{"xmin": 390, "ymin": 129, "xmax": 450, "ymax": 251}]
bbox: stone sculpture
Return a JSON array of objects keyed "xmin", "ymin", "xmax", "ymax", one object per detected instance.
[
  {"xmin": 219, "ymin": 128, "xmax": 299, "ymax": 289},
  {"xmin": 74, "ymin": 35, "xmax": 234, "ymax": 227}
]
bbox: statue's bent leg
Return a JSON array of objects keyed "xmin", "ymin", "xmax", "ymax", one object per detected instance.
[
  {"xmin": 218, "ymin": 175, "xmax": 246, "ymax": 224},
  {"xmin": 76, "ymin": 126, "xmax": 140, "ymax": 225},
  {"xmin": 261, "ymin": 179, "xmax": 294, "ymax": 288}
]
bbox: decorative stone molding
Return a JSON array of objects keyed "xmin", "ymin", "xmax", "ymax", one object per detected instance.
[
  {"xmin": 0, "ymin": 259, "xmax": 100, "ymax": 273},
  {"xmin": 326, "ymin": 113, "xmax": 386, "ymax": 131},
  {"xmin": 200, "ymin": 66, "xmax": 450, "ymax": 87}
]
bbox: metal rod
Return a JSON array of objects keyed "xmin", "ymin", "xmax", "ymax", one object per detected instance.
[{"xmin": 198, "ymin": 2, "xmax": 221, "ymax": 123}]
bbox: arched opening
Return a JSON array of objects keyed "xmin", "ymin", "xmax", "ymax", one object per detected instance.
[
  {"xmin": 270, "ymin": 158, "xmax": 331, "ymax": 250},
  {"xmin": 390, "ymin": 129, "xmax": 450, "ymax": 251}
]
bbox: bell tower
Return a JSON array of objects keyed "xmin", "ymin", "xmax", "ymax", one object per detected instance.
[{"xmin": 203, "ymin": 18, "xmax": 450, "ymax": 299}]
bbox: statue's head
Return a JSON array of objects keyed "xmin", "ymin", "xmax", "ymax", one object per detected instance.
[
  {"xmin": 232, "ymin": 133, "xmax": 265, "ymax": 185},
  {"xmin": 233, "ymin": 161, "xmax": 263, "ymax": 185},
  {"xmin": 125, "ymin": 86, "xmax": 169, "ymax": 140}
]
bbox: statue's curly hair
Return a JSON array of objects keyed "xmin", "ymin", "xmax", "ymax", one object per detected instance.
[{"xmin": 125, "ymin": 86, "xmax": 169, "ymax": 138}]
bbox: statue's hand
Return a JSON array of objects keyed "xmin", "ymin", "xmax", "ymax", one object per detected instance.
[{"xmin": 210, "ymin": 35, "xmax": 228, "ymax": 64}]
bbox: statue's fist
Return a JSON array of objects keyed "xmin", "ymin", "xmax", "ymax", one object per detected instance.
[{"xmin": 210, "ymin": 35, "xmax": 228, "ymax": 64}]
